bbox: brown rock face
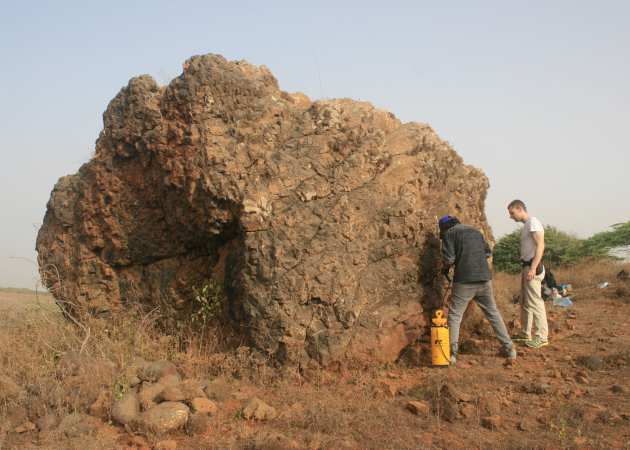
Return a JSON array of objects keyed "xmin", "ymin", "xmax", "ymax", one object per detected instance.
[{"xmin": 36, "ymin": 54, "xmax": 492, "ymax": 365}]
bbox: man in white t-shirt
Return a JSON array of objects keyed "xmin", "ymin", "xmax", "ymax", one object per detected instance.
[{"xmin": 507, "ymin": 199, "xmax": 549, "ymax": 348}]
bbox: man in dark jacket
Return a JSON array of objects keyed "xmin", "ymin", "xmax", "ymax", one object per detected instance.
[{"xmin": 439, "ymin": 215, "xmax": 516, "ymax": 364}]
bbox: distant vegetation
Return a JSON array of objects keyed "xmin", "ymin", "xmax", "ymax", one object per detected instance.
[{"xmin": 493, "ymin": 221, "xmax": 630, "ymax": 273}]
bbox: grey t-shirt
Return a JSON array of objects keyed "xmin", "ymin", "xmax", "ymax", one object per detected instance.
[{"xmin": 441, "ymin": 223, "xmax": 492, "ymax": 283}]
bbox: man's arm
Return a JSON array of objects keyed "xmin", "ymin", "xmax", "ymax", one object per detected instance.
[
  {"xmin": 442, "ymin": 232, "xmax": 456, "ymax": 267},
  {"xmin": 484, "ymin": 239, "xmax": 493, "ymax": 270},
  {"xmin": 484, "ymin": 239, "xmax": 492, "ymax": 258},
  {"xmin": 527, "ymin": 231, "xmax": 545, "ymax": 280}
]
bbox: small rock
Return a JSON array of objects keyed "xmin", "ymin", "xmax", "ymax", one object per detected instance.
[
  {"xmin": 190, "ymin": 397, "xmax": 218, "ymax": 415},
  {"xmin": 187, "ymin": 412, "xmax": 211, "ymax": 435},
  {"xmin": 155, "ymin": 439, "xmax": 178, "ymax": 450},
  {"xmin": 141, "ymin": 402, "xmax": 189, "ymax": 434},
  {"xmin": 406, "ymin": 401, "xmax": 430, "ymax": 417},
  {"xmin": 14, "ymin": 421, "xmax": 36, "ymax": 433},
  {"xmin": 138, "ymin": 361, "xmax": 179, "ymax": 382},
  {"xmin": 139, "ymin": 382, "xmax": 165, "ymax": 410},
  {"xmin": 112, "ymin": 391, "xmax": 140, "ymax": 426},
  {"xmin": 161, "ymin": 385, "xmax": 186, "ymax": 402},
  {"xmin": 242, "ymin": 397, "xmax": 277, "ymax": 421},
  {"xmin": 481, "ymin": 415, "xmax": 502, "ymax": 430}
]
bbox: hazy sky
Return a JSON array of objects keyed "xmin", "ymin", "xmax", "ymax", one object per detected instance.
[{"xmin": 1, "ymin": 1, "xmax": 629, "ymax": 288}]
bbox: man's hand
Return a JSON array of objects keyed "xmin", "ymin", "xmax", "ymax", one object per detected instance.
[{"xmin": 526, "ymin": 268, "xmax": 536, "ymax": 281}]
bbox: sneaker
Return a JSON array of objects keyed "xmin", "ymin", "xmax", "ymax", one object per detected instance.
[
  {"xmin": 450, "ymin": 354, "xmax": 457, "ymax": 365},
  {"xmin": 511, "ymin": 332, "xmax": 530, "ymax": 342},
  {"xmin": 525, "ymin": 336, "xmax": 549, "ymax": 348}
]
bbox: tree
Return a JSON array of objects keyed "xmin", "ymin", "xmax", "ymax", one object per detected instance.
[{"xmin": 492, "ymin": 221, "xmax": 630, "ymax": 273}]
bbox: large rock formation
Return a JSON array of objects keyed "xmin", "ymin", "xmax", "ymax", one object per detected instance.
[{"xmin": 37, "ymin": 54, "xmax": 492, "ymax": 365}]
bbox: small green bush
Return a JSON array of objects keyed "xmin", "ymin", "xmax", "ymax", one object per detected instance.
[{"xmin": 192, "ymin": 279, "xmax": 225, "ymax": 329}]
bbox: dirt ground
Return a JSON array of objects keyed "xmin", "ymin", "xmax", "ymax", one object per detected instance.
[{"xmin": 1, "ymin": 262, "xmax": 629, "ymax": 450}]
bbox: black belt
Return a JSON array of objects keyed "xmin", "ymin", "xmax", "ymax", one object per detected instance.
[{"xmin": 521, "ymin": 259, "xmax": 544, "ymax": 275}]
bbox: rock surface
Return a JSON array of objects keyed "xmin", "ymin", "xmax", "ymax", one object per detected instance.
[
  {"xmin": 190, "ymin": 397, "xmax": 217, "ymax": 415},
  {"xmin": 36, "ymin": 53, "xmax": 492, "ymax": 365},
  {"xmin": 112, "ymin": 392, "xmax": 140, "ymax": 426},
  {"xmin": 141, "ymin": 401, "xmax": 190, "ymax": 434},
  {"xmin": 406, "ymin": 400, "xmax": 430, "ymax": 416},
  {"xmin": 242, "ymin": 397, "xmax": 277, "ymax": 421}
]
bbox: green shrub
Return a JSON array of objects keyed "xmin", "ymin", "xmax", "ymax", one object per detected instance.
[
  {"xmin": 192, "ymin": 279, "xmax": 224, "ymax": 329},
  {"xmin": 492, "ymin": 229, "xmax": 521, "ymax": 273},
  {"xmin": 580, "ymin": 222, "xmax": 630, "ymax": 258},
  {"xmin": 493, "ymin": 221, "xmax": 630, "ymax": 273}
]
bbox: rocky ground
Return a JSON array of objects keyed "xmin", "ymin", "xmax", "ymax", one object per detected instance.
[{"xmin": 1, "ymin": 262, "xmax": 629, "ymax": 449}]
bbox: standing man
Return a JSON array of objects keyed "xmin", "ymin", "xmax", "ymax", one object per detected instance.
[
  {"xmin": 507, "ymin": 200, "xmax": 549, "ymax": 348},
  {"xmin": 439, "ymin": 215, "xmax": 516, "ymax": 364}
]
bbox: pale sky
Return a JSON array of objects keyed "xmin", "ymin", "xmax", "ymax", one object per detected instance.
[{"xmin": 1, "ymin": 1, "xmax": 629, "ymax": 288}]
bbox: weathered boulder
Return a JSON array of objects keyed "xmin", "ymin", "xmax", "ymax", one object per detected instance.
[
  {"xmin": 111, "ymin": 391, "xmax": 140, "ymax": 426},
  {"xmin": 37, "ymin": 53, "xmax": 492, "ymax": 365},
  {"xmin": 139, "ymin": 382, "xmax": 166, "ymax": 410},
  {"xmin": 242, "ymin": 397, "xmax": 277, "ymax": 421},
  {"xmin": 190, "ymin": 397, "xmax": 217, "ymax": 415},
  {"xmin": 141, "ymin": 401, "xmax": 190, "ymax": 434}
]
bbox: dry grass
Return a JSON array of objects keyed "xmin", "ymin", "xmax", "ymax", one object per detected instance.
[
  {"xmin": 1, "ymin": 259, "xmax": 629, "ymax": 449},
  {"xmin": 553, "ymin": 259, "xmax": 628, "ymax": 289},
  {"xmin": 0, "ymin": 291, "xmax": 256, "ymax": 449}
]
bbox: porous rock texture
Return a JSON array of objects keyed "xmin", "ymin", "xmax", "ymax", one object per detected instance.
[{"xmin": 37, "ymin": 54, "xmax": 492, "ymax": 365}]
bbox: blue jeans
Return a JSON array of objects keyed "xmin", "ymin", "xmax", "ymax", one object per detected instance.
[{"xmin": 447, "ymin": 281, "xmax": 513, "ymax": 356}]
